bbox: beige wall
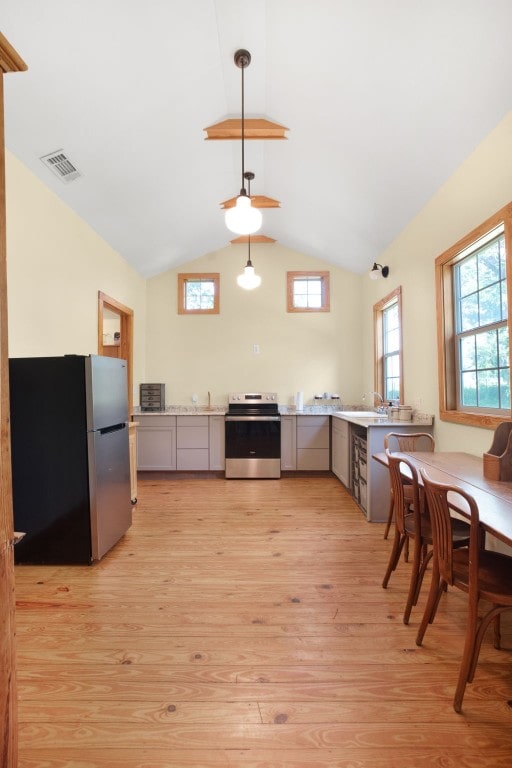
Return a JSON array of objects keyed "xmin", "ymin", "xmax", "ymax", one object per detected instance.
[
  {"xmin": 362, "ymin": 110, "xmax": 512, "ymax": 454},
  {"xmin": 5, "ymin": 151, "xmax": 146, "ymax": 403},
  {"xmin": 145, "ymin": 245, "xmax": 364, "ymax": 408}
]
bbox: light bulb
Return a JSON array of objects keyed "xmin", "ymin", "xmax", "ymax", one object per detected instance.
[
  {"xmin": 237, "ymin": 264, "xmax": 261, "ymax": 290},
  {"xmin": 369, "ymin": 267, "xmax": 380, "ymax": 280},
  {"xmin": 225, "ymin": 195, "xmax": 262, "ymax": 235}
]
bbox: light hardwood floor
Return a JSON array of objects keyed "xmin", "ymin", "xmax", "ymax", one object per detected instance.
[{"xmin": 14, "ymin": 473, "xmax": 512, "ymax": 767}]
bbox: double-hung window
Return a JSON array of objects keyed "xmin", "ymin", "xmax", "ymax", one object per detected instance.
[
  {"xmin": 436, "ymin": 203, "xmax": 512, "ymax": 426},
  {"xmin": 374, "ymin": 287, "xmax": 403, "ymax": 404}
]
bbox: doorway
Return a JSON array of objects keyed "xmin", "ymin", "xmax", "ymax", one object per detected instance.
[{"xmin": 97, "ymin": 291, "xmax": 134, "ymax": 413}]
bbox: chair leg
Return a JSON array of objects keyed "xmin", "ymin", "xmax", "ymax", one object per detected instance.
[
  {"xmin": 382, "ymin": 529, "xmax": 406, "ymax": 589},
  {"xmin": 453, "ymin": 600, "xmax": 480, "ymax": 713},
  {"xmin": 416, "ymin": 561, "xmax": 443, "ymax": 646},
  {"xmin": 383, "ymin": 493, "xmax": 394, "ymax": 540}
]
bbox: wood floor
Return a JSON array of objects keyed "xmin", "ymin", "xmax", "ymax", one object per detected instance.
[{"xmin": 14, "ymin": 472, "xmax": 512, "ymax": 767}]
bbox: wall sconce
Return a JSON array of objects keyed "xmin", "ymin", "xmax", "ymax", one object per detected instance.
[{"xmin": 369, "ymin": 263, "xmax": 389, "ymax": 280}]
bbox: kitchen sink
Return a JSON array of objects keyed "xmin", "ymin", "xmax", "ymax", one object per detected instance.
[{"xmin": 335, "ymin": 410, "xmax": 385, "ymax": 418}]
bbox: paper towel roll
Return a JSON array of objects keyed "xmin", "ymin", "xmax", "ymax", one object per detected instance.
[{"xmin": 296, "ymin": 391, "xmax": 304, "ymax": 411}]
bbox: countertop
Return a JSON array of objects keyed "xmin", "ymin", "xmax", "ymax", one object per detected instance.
[{"xmin": 132, "ymin": 405, "xmax": 432, "ymax": 425}]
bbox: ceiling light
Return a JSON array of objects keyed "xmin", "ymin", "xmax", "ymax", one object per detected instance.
[
  {"xmin": 225, "ymin": 49, "xmax": 262, "ymax": 236},
  {"xmin": 237, "ymin": 237, "xmax": 262, "ymax": 290},
  {"xmin": 236, "ymin": 173, "xmax": 261, "ymax": 289},
  {"xmin": 369, "ymin": 262, "xmax": 389, "ymax": 279}
]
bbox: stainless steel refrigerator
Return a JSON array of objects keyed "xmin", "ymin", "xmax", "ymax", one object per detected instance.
[{"xmin": 9, "ymin": 354, "xmax": 132, "ymax": 564}]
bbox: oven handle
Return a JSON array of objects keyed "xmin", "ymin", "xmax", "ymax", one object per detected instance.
[{"xmin": 225, "ymin": 415, "xmax": 281, "ymax": 422}]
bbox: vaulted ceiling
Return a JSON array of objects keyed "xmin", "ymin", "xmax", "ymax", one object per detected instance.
[{"xmin": 3, "ymin": 1, "xmax": 512, "ymax": 277}]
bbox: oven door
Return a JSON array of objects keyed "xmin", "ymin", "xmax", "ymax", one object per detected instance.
[{"xmin": 225, "ymin": 415, "xmax": 281, "ymax": 478}]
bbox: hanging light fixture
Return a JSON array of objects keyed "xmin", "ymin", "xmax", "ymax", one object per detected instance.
[
  {"xmin": 237, "ymin": 235, "xmax": 262, "ymax": 290},
  {"xmin": 225, "ymin": 49, "xmax": 262, "ymax": 236},
  {"xmin": 236, "ymin": 172, "xmax": 261, "ymax": 289}
]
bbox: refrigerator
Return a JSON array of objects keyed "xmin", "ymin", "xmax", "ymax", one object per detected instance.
[{"xmin": 9, "ymin": 354, "xmax": 132, "ymax": 564}]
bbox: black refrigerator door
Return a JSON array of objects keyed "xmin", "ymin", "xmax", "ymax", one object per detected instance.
[{"xmin": 9, "ymin": 356, "xmax": 92, "ymax": 564}]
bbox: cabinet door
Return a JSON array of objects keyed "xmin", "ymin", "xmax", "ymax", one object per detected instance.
[
  {"xmin": 280, "ymin": 415, "xmax": 296, "ymax": 470},
  {"xmin": 137, "ymin": 426, "xmax": 176, "ymax": 470},
  {"xmin": 209, "ymin": 416, "xmax": 225, "ymax": 470},
  {"xmin": 332, "ymin": 419, "xmax": 350, "ymax": 487}
]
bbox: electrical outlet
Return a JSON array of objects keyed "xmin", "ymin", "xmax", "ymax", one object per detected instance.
[
  {"xmin": 253, "ymin": 344, "xmax": 260, "ymax": 354},
  {"xmin": 191, "ymin": 394, "xmax": 198, "ymax": 403}
]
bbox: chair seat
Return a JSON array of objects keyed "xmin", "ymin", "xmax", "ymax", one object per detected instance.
[
  {"xmin": 403, "ymin": 514, "xmax": 469, "ymax": 545},
  {"xmin": 452, "ymin": 548, "xmax": 512, "ymax": 602}
]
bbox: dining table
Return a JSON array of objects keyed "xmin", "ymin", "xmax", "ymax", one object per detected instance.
[{"xmin": 372, "ymin": 450, "xmax": 512, "ymax": 550}]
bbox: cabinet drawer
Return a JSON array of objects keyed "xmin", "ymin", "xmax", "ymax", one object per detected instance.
[
  {"xmin": 296, "ymin": 425, "xmax": 329, "ymax": 449},
  {"xmin": 177, "ymin": 426, "xmax": 209, "ymax": 449},
  {"xmin": 137, "ymin": 415, "xmax": 176, "ymax": 427},
  {"xmin": 177, "ymin": 449, "xmax": 209, "ymax": 470},
  {"xmin": 177, "ymin": 416, "xmax": 209, "ymax": 427},
  {"xmin": 297, "ymin": 448, "xmax": 330, "ymax": 470},
  {"xmin": 297, "ymin": 416, "xmax": 329, "ymax": 427}
]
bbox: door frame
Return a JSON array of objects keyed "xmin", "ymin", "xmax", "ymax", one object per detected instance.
[{"xmin": 97, "ymin": 291, "xmax": 134, "ymax": 413}]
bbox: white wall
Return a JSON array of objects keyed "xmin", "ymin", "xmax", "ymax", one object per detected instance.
[
  {"xmin": 145, "ymin": 244, "xmax": 364, "ymax": 408},
  {"xmin": 5, "ymin": 151, "xmax": 147, "ymax": 403},
  {"xmin": 362, "ymin": 110, "xmax": 512, "ymax": 453}
]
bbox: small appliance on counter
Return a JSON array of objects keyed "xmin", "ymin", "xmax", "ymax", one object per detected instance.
[{"xmin": 140, "ymin": 382, "xmax": 165, "ymax": 411}]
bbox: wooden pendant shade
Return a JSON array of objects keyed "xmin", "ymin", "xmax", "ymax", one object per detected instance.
[{"xmin": 204, "ymin": 118, "xmax": 288, "ymax": 140}]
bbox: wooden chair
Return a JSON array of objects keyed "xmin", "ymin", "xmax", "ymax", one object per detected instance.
[
  {"xmin": 382, "ymin": 450, "xmax": 469, "ymax": 625},
  {"xmin": 416, "ymin": 471, "xmax": 512, "ymax": 713},
  {"xmin": 383, "ymin": 432, "xmax": 435, "ymax": 540}
]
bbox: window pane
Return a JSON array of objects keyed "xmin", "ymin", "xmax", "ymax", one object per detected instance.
[
  {"xmin": 460, "ymin": 335, "xmax": 476, "ymax": 372},
  {"xmin": 461, "ymin": 370, "xmax": 477, "ymax": 406},
  {"xmin": 499, "ymin": 326, "xmax": 509, "ymax": 368},
  {"xmin": 293, "ymin": 277, "xmax": 322, "ymax": 308},
  {"xmin": 458, "ymin": 254, "xmax": 478, "ymax": 297},
  {"xmin": 479, "ymin": 282, "xmax": 502, "ymax": 326},
  {"xmin": 500, "ymin": 368, "xmax": 511, "ymax": 409},
  {"xmin": 477, "ymin": 369, "xmax": 499, "ymax": 408},
  {"xmin": 476, "ymin": 329, "xmax": 498, "ymax": 370},
  {"xmin": 459, "ymin": 292, "xmax": 479, "ymax": 332},
  {"xmin": 478, "ymin": 240, "xmax": 500, "ymax": 290},
  {"xmin": 185, "ymin": 279, "xmax": 215, "ymax": 310}
]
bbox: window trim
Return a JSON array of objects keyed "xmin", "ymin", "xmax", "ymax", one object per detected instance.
[
  {"xmin": 178, "ymin": 273, "xmax": 220, "ymax": 315},
  {"xmin": 374, "ymin": 286, "xmax": 403, "ymax": 405},
  {"xmin": 436, "ymin": 202, "xmax": 512, "ymax": 428},
  {"xmin": 286, "ymin": 271, "xmax": 330, "ymax": 313}
]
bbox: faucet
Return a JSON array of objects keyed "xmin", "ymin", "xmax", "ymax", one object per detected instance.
[
  {"xmin": 208, "ymin": 391, "xmax": 211, "ymax": 410},
  {"xmin": 364, "ymin": 391, "xmax": 387, "ymax": 414}
]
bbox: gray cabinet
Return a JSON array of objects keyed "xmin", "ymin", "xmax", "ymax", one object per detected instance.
[
  {"xmin": 331, "ymin": 416, "xmax": 350, "ymax": 486},
  {"xmin": 209, "ymin": 415, "xmax": 225, "ymax": 470},
  {"xmin": 177, "ymin": 415, "xmax": 209, "ymax": 470},
  {"xmin": 280, "ymin": 415, "xmax": 297, "ymax": 470},
  {"xmin": 136, "ymin": 415, "xmax": 176, "ymax": 470},
  {"xmin": 296, "ymin": 415, "xmax": 330, "ymax": 470}
]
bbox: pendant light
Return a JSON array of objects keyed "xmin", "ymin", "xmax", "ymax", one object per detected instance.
[
  {"xmin": 225, "ymin": 49, "xmax": 262, "ymax": 236},
  {"xmin": 237, "ymin": 235, "xmax": 262, "ymax": 290},
  {"xmin": 236, "ymin": 172, "xmax": 261, "ymax": 289}
]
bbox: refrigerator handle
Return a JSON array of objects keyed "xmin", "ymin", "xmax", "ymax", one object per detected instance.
[{"xmin": 98, "ymin": 423, "xmax": 127, "ymax": 435}]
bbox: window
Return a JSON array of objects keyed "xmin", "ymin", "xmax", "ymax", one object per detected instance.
[
  {"xmin": 287, "ymin": 271, "xmax": 330, "ymax": 312},
  {"xmin": 374, "ymin": 287, "xmax": 403, "ymax": 404},
  {"xmin": 436, "ymin": 203, "xmax": 512, "ymax": 427},
  {"xmin": 178, "ymin": 273, "xmax": 220, "ymax": 314}
]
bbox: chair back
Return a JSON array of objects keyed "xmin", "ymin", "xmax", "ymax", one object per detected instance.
[
  {"xmin": 384, "ymin": 431, "xmax": 435, "ymax": 453},
  {"xmin": 420, "ymin": 470, "xmax": 480, "ymax": 587},
  {"xmin": 385, "ymin": 449, "xmax": 422, "ymax": 535}
]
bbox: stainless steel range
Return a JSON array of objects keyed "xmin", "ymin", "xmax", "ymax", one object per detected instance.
[{"xmin": 225, "ymin": 392, "xmax": 281, "ymax": 479}]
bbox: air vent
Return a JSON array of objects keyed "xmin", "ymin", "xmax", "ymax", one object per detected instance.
[{"xmin": 40, "ymin": 150, "xmax": 82, "ymax": 183}]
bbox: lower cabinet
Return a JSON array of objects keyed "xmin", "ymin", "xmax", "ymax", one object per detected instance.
[
  {"xmin": 280, "ymin": 415, "xmax": 297, "ymax": 470},
  {"xmin": 209, "ymin": 415, "xmax": 225, "ymax": 470},
  {"xmin": 136, "ymin": 415, "xmax": 177, "ymax": 470},
  {"xmin": 177, "ymin": 416, "xmax": 209, "ymax": 470},
  {"xmin": 331, "ymin": 416, "xmax": 350, "ymax": 486},
  {"xmin": 296, "ymin": 415, "xmax": 330, "ymax": 470}
]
